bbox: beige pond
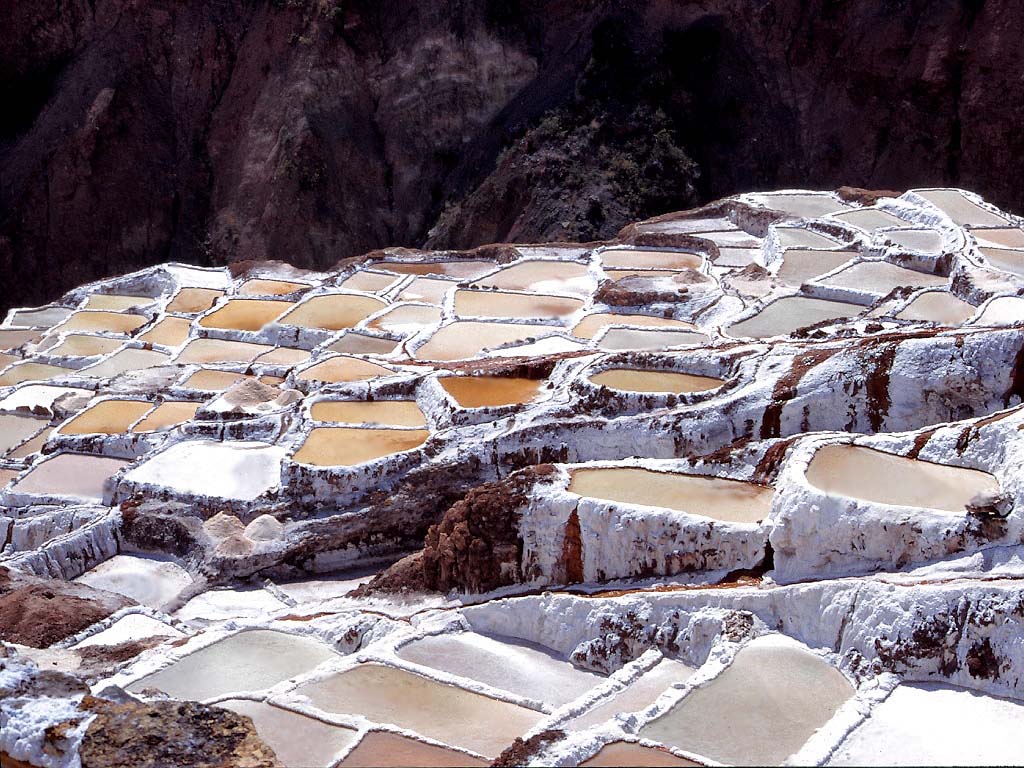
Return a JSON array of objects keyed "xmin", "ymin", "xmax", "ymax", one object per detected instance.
[
  {"xmin": 713, "ymin": 247, "xmax": 761, "ymax": 267},
  {"xmin": 896, "ymin": 292, "xmax": 975, "ymax": 325},
  {"xmin": 0, "ymin": 468, "xmax": 19, "ymax": 488},
  {"xmin": 339, "ymin": 270, "xmax": 402, "ymax": 293},
  {"xmin": 296, "ymin": 356, "xmax": 395, "ymax": 384},
  {"xmin": 597, "ymin": 328, "xmax": 709, "ymax": 351},
  {"xmin": 176, "ymin": 339, "xmax": 273, "ymax": 364},
  {"xmin": 473, "ymin": 260, "xmax": 592, "ymax": 295},
  {"xmin": 775, "ymin": 228, "xmax": 841, "ymax": 249},
  {"xmin": 831, "ymin": 208, "xmax": 905, "ymax": 231},
  {"xmin": 255, "ymin": 347, "xmax": 311, "ymax": 366},
  {"xmin": 440, "ymin": 376, "xmax": 544, "ymax": 408},
  {"xmin": 0, "ymin": 361, "xmax": 75, "ymax": 386},
  {"xmin": 568, "ymin": 659, "xmax": 696, "ymax": 731},
  {"xmin": 8, "ymin": 306, "xmax": 73, "ymax": 328},
  {"xmin": 0, "ymin": 329, "xmax": 43, "ymax": 349},
  {"xmin": 238, "ymin": 278, "xmax": 309, "ymax": 296},
  {"xmin": 915, "ymin": 189, "xmax": 1009, "ymax": 227},
  {"xmin": 199, "ymin": 299, "xmax": 295, "ymax": 331},
  {"xmin": 980, "ymin": 247, "xmax": 1024, "ymax": 277},
  {"xmin": 639, "ymin": 635, "xmax": 854, "ymax": 766},
  {"xmin": 7, "ymin": 430, "xmax": 49, "ymax": 459},
  {"xmin": 366, "ymin": 304, "xmax": 443, "ymax": 334},
  {"xmin": 750, "ymin": 192, "xmax": 850, "ymax": 218},
  {"xmin": 454, "ymin": 290, "xmax": 584, "ymax": 320},
  {"xmin": 55, "ymin": 311, "xmax": 147, "ymax": 335},
  {"xmin": 776, "ymin": 250, "xmax": 855, "ymax": 286},
  {"xmin": 398, "ymin": 277, "xmax": 456, "ymax": 305},
  {"xmin": 569, "ymin": 467, "xmax": 773, "ymax": 523},
  {"xmin": 138, "ymin": 316, "xmax": 192, "ymax": 347},
  {"xmin": 292, "ymin": 427, "xmax": 429, "ymax": 466},
  {"xmin": 378, "ymin": 259, "xmax": 496, "ymax": 279},
  {"xmin": 81, "ymin": 348, "xmax": 170, "ymax": 378},
  {"xmin": 339, "ymin": 732, "xmax": 487, "ymax": 767},
  {"xmin": 279, "ymin": 294, "xmax": 388, "ymax": 331},
  {"xmin": 886, "ymin": 229, "xmax": 944, "ymax": 254},
  {"xmin": 328, "ymin": 334, "xmax": 402, "ymax": 356},
  {"xmin": 727, "ymin": 296, "xmax": 863, "ymax": 338},
  {"xmin": 10, "ymin": 453, "xmax": 129, "ymax": 500},
  {"xmin": 604, "ymin": 269, "xmax": 679, "ymax": 281},
  {"xmin": 601, "ymin": 250, "xmax": 703, "ymax": 271},
  {"xmin": 805, "ymin": 444, "xmax": 999, "ymax": 512},
  {"xmin": 581, "ymin": 742, "xmax": 700, "ymax": 767},
  {"xmin": 180, "ymin": 370, "xmax": 251, "ymax": 391},
  {"xmin": 974, "ymin": 228, "xmax": 1024, "ymax": 249},
  {"xmin": 573, "ymin": 314, "xmax": 695, "ymax": 340},
  {"xmin": 128, "ymin": 630, "xmax": 338, "ymax": 701},
  {"xmin": 166, "ymin": 288, "xmax": 224, "ymax": 314},
  {"xmin": 47, "ymin": 334, "xmax": 124, "ymax": 357},
  {"xmin": 589, "ymin": 369, "xmax": 724, "ymax": 394},
  {"xmin": 132, "ymin": 401, "xmax": 200, "ymax": 433},
  {"xmin": 219, "ymin": 700, "xmax": 358, "ymax": 768},
  {"xmin": 975, "ymin": 296, "xmax": 1024, "ymax": 326},
  {"xmin": 58, "ymin": 399, "xmax": 152, "ymax": 435},
  {"xmin": 311, "ymin": 400, "xmax": 426, "ymax": 427},
  {"xmin": 0, "ymin": 353, "xmax": 18, "ymax": 371},
  {"xmin": 414, "ymin": 321, "xmax": 554, "ymax": 361},
  {"xmin": 84, "ymin": 294, "xmax": 154, "ymax": 311},
  {"xmin": 0, "ymin": 414, "xmax": 47, "ymax": 454},
  {"xmin": 296, "ymin": 663, "xmax": 545, "ymax": 758},
  {"xmin": 819, "ymin": 261, "xmax": 947, "ymax": 294}
]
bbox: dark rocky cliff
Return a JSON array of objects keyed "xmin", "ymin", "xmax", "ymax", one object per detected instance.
[{"xmin": 3, "ymin": 0, "xmax": 1021, "ymax": 313}]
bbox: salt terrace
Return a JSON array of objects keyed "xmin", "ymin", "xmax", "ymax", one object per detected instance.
[{"xmin": 3, "ymin": 187, "xmax": 1024, "ymax": 767}]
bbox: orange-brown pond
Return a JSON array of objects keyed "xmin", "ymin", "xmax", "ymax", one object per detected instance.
[
  {"xmin": 588, "ymin": 369, "xmax": 724, "ymax": 394},
  {"xmin": 199, "ymin": 299, "xmax": 295, "ymax": 331},
  {"xmin": 279, "ymin": 294, "xmax": 388, "ymax": 331},
  {"xmin": 292, "ymin": 427, "xmax": 429, "ymax": 466},
  {"xmin": 440, "ymin": 376, "xmax": 544, "ymax": 408},
  {"xmin": 311, "ymin": 400, "xmax": 426, "ymax": 427}
]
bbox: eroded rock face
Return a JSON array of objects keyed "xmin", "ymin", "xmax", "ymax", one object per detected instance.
[{"xmin": 5, "ymin": 1, "xmax": 1024, "ymax": 314}]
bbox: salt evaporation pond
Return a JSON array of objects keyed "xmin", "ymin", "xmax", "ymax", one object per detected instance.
[
  {"xmin": 327, "ymin": 334, "xmax": 401, "ymax": 356},
  {"xmin": 340, "ymin": 270, "xmax": 402, "ymax": 293},
  {"xmin": 166, "ymin": 287, "xmax": 223, "ymax": 313},
  {"xmin": 819, "ymin": 261, "xmax": 947, "ymax": 294},
  {"xmin": 219, "ymin": 700, "xmax": 359, "ymax": 768},
  {"xmin": 139, "ymin": 316, "xmax": 192, "ymax": 347},
  {"xmin": 439, "ymin": 376, "xmax": 544, "ymax": 408},
  {"xmin": 0, "ymin": 328, "xmax": 43, "ymax": 348},
  {"xmin": 180, "ymin": 369, "xmax": 250, "ymax": 391},
  {"xmin": 805, "ymin": 444, "xmax": 999, "ymax": 512},
  {"xmin": 600, "ymin": 249, "xmax": 703, "ymax": 270},
  {"xmin": 974, "ymin": 228, "xmax": 1024, "ymax": 248},
  {"xmin": 414, "ymin": 321, "xmax": 555, "ymax": 361},
  {"xmin": 338, "ymin": 732, "xmax": 488, "ymax": 767},
  {"xmin": 775, "ymin": 250, "xmax": 854, "ymax": 286},
  {"xmin": 980, "ymin": 246, "xmax": 1024, "ymax": 276},
  {"xmin": 831, "ymin": 208, "xmax": 904, "ymax": 231},
  {"xmin": 256, "ymin": 346, "xmax": 311, "ymax": 365},
  {"xmin": 568, "ymin": 658, "xmax": 696, "ymax": 731},
  {"xmin": 827, "ymin": 683, "xmax": 1024, "ymax": 766},
  {"xmin": 71, "ymin": 614, "xmax": 184, "ymax": 649},
  {"xmin": 124, "ymin": 441, "xmax": 287, "ymax": 500},
  {"xmin": 84, "ymin": 293, "xmax": 154, "ymax": 311},
  {"xmin": 896, "ymin": 291, "xmax": 975, "ymax": 325},
  {"xmin": 58, "ymin": 399, "xmax": 152, "ymax": 435},
  {"xmin": 76, "ymin": 555, "xmax": 193, "ymax": 609},
  {"xmin": 176, "ymin": 338, "xmax": 272, "ymax": 365},
  {"xmin": 379, "ymin": 259, "xmax": 496, "ymax": 279},
  {"xmin": 0, "ymin": 361, "xmax": 75, "ymax": 386},
  {"xmin": 53, "ymin": 310, "xmax": 147, "ymax": 335},
  {"xmin": 0, "ymin": 414, "xmax": 46, "ymax": 453},
  {"xmin": 639, "ymin": 635, "xmax": 853, "ymax": 765},
  {"xmin": 750, "ymin": 192, "xmax": 850, "ymax": 217},
  {"xmin": 9, "ymin": 453, "xmax": 128, "ymax": 500},
  {"xmin": 366, "ymin": 304, "xmax": 442, "ymax": 334},
  {"xmin": 588, "ymin": 369, "xmax": 724, "ymax": 395},
  {"xmin": 473, "ymin": 260, "xmax": 592, "ymax": 295},
  {"xmin": 727, "ymin": 296, "xmax": 863, "ymax": 338},
  {"xmin": 296, "ymin": 356, "xmax": 395, "ymax": 384},
  {"xmin": 916, "ymin": 189, "xmax": 1009, "ymax": 227},
  {"xmin": 397, "ymin": 632, "xmax": 602, "ymax": 706},
  {"xmin": 774, "ymin": 228, "xmax": 843, "ymax": 249},
  {"xmin": 128, "ymin": 629, "xmax": 337, "ymax": 700},
  {"xmin": 81, "ymin": 347, "xmax": 169, "ymax": 378},
  {"xmin": 238, "ymin": 278, "xmax": 309, "ymax": 296},
  {"xmin": 569, "ymin": 467, "xmax": 773, "ymax": 523},
  {"xmin": 453, "ymin": 290, "xmax": 583, "ymax": 319},
  {"xmin": 975, "ymin": 296, "xmax": 1024, "ymax": 325},
  {"xmin": 297, "ymin": 663, "xmax": 544, "ymax": 758},
  {"xmin": 7, "ymin": 306, "xmax": 73, "ymax": 327},
  {"xmin": 47, "ymin": 334, "xmax": 123, "ymax": 357},
  {"xmin": 572, "ymin": 313, "xmax": 695, "ymax": 340},
  {"xmin": 280, "ymin": 294, "xmax": 388, "ymax": 331},
  {"xmin": 293, "ymin": 427, "xmax": 429, "ymax": 466},
  {"xmin": 398, "ymin": 277, "xmax": 456, "ymax": 304},
  {"xmin": 311, "ymin": 400, "xmax": 426, "ymax": 427},
  {"xmin": 886, "ymin": 228, "xmax": 944, "ymax": 254},
  {"xmin": 199, "ymin": 299, "xmax": 295, "ymax": 331},
  {"xmin": 597, "ymin": 328, "xmax": 709, "ymax": 351},
  {"xmin": 581, "ymin": 742, "xmax": 700, "ymax": 767}
]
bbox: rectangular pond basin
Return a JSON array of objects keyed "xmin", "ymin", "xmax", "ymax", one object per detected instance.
[
  {"xmin": 131, "ymin": 401, "xmax": 201, "ymax": 433},
  {"xmin": 327, "ymin": 334, "xmax": 402, "ymax": 356},
  {"xmin": 58, "ymin": 399, "xmax": 152, "ymax": 435},
  {"xmin": 80, "ymin": 348, "xmax": 170, "ymax": 378},
  {"xmin": 398, "ymin": 277, "xmax": 456, "ymax": 305},
  {"xmin": 292, "ymin": 427, "xmax": 428, "ymax": 466},
  {"xmin": 138, "ymin": 316, "xmax": 192, "ymax": 347},
  {"xmin": 819, "ymin": 261, "xmax": 947, "ymax": 295},
  {"xmin": 0, "ymin": 414, "xmax": 47, "ymax": 454},
  {"xmin": 180, "ymin": 370, "xmax": 251, "ymax": 392},
  {"xmin": 311, "ymin": 400, "xmax": 426, "ymax": 427},
  {"xmin": 84, "ymin": 294, "xmax": 155, "ymax": 311},
  {"xmin": 176, "ymin": 339, "xmax": 274, "ymax": 365},
  {"xmin": 6, "ymin": 429, "xmax": 49, "ymax": 459},
  {"xmin": 128, "ymin": 629, "xmax": 338, "ymax": 700},
  {"xmin": 588, "ymin": 369, "xmax": 723, "ymax": 395},
  {"xmin": 378, "ymin": 260, "xmax": 496, "ymax": 279},
  {"xmin": 915, "ymin": 189, "xmax": 1009, "ymax": 227},
  {"xmin": 980, "ymin": 246, "xmax": 1024, "ymax": 277},
  {"xmin": 975, "ymin": 296, "xmax": 1024, "ymax": 325},
  {"xmin": 219, "ymin": 700, "xmax": 359, "ymax": 768},
  {"xmin": 414, "ymin": 322, "xmax": 556, "ymax": 361},
  {"xmin": 830, "ymin": 208, "xmax": 905, "ymax": 231},
  {"xmin": 239, "ymin": 278, "xmax": 310, "ymax": 296},
  {"xmin": 749, "ymin": 192, "xmax": 850, "ymax": 218},
  {"xmin": 805, "ymin": 444, "xmax": 999, "ymax": 512},
  {"xmin": 339, "ymin": 732, "xmax": 488, "ymax": 767},
  {"xmin": 569, "ymin": 467, "xmax": 773, "ymax": 524},
  {"xmin": 166, "ymin": 288, "xmax": 224, "ymax": 314},
  {"xmin": 279, "ymin": 294, "xmax": 388, "ymax": 331},
  {"xmin": 896, "ymin": 292, "xmax": 975, "ymax": 325},
  {"xmin": 296, "ymin": 356, "xmax": 395, "ymax": 384},
  {"xmin": 568, "ymin": 659, "xmax": 696, "ymax": 731},
  {"xmin": 826, "ymin": 683, "xmax": 1024, "ymax": 767},
  {"xmin": 776, "ymin": 250, "xmax": 855, "ymax": 286},
  {"xmin": 47, "ymin": 334, "xmax": 124, "ymax": 357},
  {"xmin": 0, "ymin": 385, "xmax": 90, "ymax": 414},
  {"xmin": 713, "ymin": 247, "xmax": 761, "ymax": 267},
  {"xmin": 53, "ymin": 310, "xmax": 147, "ymax": 335},
  {"xmin": 7, "ymin": 307, "xmax": 73, "ymax": 328},
  {"xmin": 199, "ymin": 299, "xmax": 296, "ymax": 331},
  {"xmin": 774, "ymin": 228, "xmax": 843, "ymax": 249},
  {"xmin": 727, "ymin": 296, "xmax": 863, "ymax": 338},
  {"xmin": 974, "ymin": 228, "xmax": 1024, "ymax": 249},
  {"xmin": 454, "ymin": 290, "xmax": 583, "ymax": 320},
  {"xmin": 76, "ymin": 554, "xmax": 193, "ymax": 609},
  {"xmin": 572, "ymin": 314, "xmax": 695, "ymax": 340},
  {"xmin": 440, "ymin": 376, "xmax": 544, "ymax": 408},
  {"xmin": 0, "ymin": 361, "xmax": 76, "ymax": 386},
  {"xmin": 885, "ymin": 229, "xmax": 944, "ymax": 254},
  {"xmin": 124, "ymin": 441, "xmax": 287, "ymax": 500},
  {"xmin": 72, "ymin": 613, "xmax": 184, "ymax": 649},
  {"xmin": 0, "ymin": 329, "xmax": 43, "ymax": 349},
  {"xmin": 255, "ymin": 347, "xmax": 312, "ymax": 366},
  {"xmin": 366, "ymin": 304, "xmax": 443, "ymax": 335},
  {"xmin": 397, "ymin": 632, "xmax": 603, "ymax": 707},
  {"xmin": 9, "ymin": 453, "xmax": 129, "ymax": 500},
  {"xmin": 472, "ymin": 260, "xmax": 592, "ymax": 296},
  {"xmin": 639, "ymin": 635, "xmax": 854, "ymax": 766},
  {"xmin": 581, "ymin": 742, "xmax": 700, "ymax": 767},
  {"xmin": 597, "ymin": 328, "xmax": 709, "ymax": 351},
  {"xmin": 339, "ymin": 271, "xmax": 403, "ymax": 293},
  {"xmin": 601, "ymin": 250, "xmax": 703, "ymax": 271},
  {"xmin": 296, "ymin": 662, "xmax": 545, "ymax": 758}
]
